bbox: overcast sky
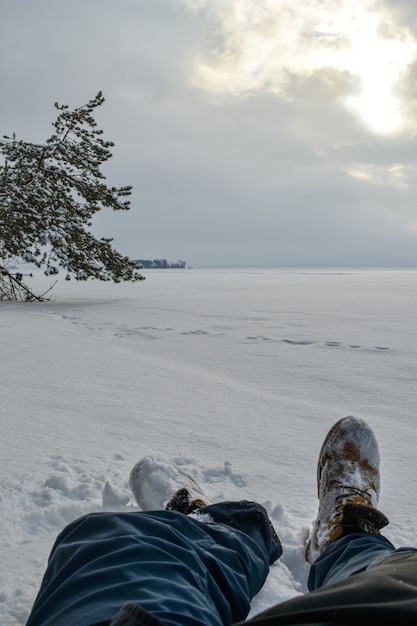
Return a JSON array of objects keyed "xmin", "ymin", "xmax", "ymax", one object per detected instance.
[{"xmin": 2, "ymin": 0, "xmax": 417, "ymax": 268}]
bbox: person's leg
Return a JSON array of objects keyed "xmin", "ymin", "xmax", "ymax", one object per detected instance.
[
  {"xmin": 308, "ymin": 531, "xmax": 417, "ymax": 589},
  {"xmin": 303, "ymin": 415, "xmax": 404, "ymax": 590},
  {"xmin": 240, "ymin": 415, "xmax": 417, "ymax": 625},
  {"xmin": 26, "ymin": 501, "xmax": 281, "ymax": 626},
  {"xmin": 234, "ymin": 416, "xmax": 417, "ymax": 625},
  {"xmin": 239, "ymin": 551, "xmax": 417, "ymax": 626}
]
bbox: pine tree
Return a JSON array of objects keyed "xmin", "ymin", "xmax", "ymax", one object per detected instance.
[{"xmin": 0, "ymin": 92, "xmax": 144, "ymax": 300}]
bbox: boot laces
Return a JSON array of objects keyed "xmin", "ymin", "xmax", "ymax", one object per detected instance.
[
  {"xmin": 334, "ymin": 484, "xmax": 373, "ymax": 509},
  {"xmin": 328, "ymin": 484, "xmax": 374, "ymax": 537}
]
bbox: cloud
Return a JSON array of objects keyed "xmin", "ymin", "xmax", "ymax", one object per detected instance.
[
  {"xmin": 1, "ymin": 0, "xmax": 417, "ymax": 268},
  {"xmin": 185, "ymin": 0, "xmax": 417, "ymax": 134}
]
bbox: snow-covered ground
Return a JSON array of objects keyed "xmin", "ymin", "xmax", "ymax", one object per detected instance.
[{"xmin": 1, "ymin": 267, "xmax": 416, "ymax": 625}]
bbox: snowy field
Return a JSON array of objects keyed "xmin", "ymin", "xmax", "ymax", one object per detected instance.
[{"xmin": 1, "ymin": 267, "xmax": 416, "ymax": 625}]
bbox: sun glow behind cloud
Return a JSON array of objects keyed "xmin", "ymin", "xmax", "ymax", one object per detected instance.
[{"xmin": 185, "ymin": 0, "xmax": 417, "ymax": 135}]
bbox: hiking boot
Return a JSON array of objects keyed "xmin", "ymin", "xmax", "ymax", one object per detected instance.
[
  {"xmin": 129, "ymin": 455, "xmax": 210, "ymax": 512},
  {"xmin": 165, "ymin": 487, "xmax": 208, "ymax": 514},
  {"xmin": 306, "ymin": 416, "xmax": 389, "ymax": 562}
]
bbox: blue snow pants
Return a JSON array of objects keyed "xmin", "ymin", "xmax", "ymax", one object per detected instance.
[
  {"xmin": 25, "ymin": 501, "xmax": 280, "ymax": 626},
  {"xmin": 308, "ymin": 531, "xmax": 417, "ymax": 590}
]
